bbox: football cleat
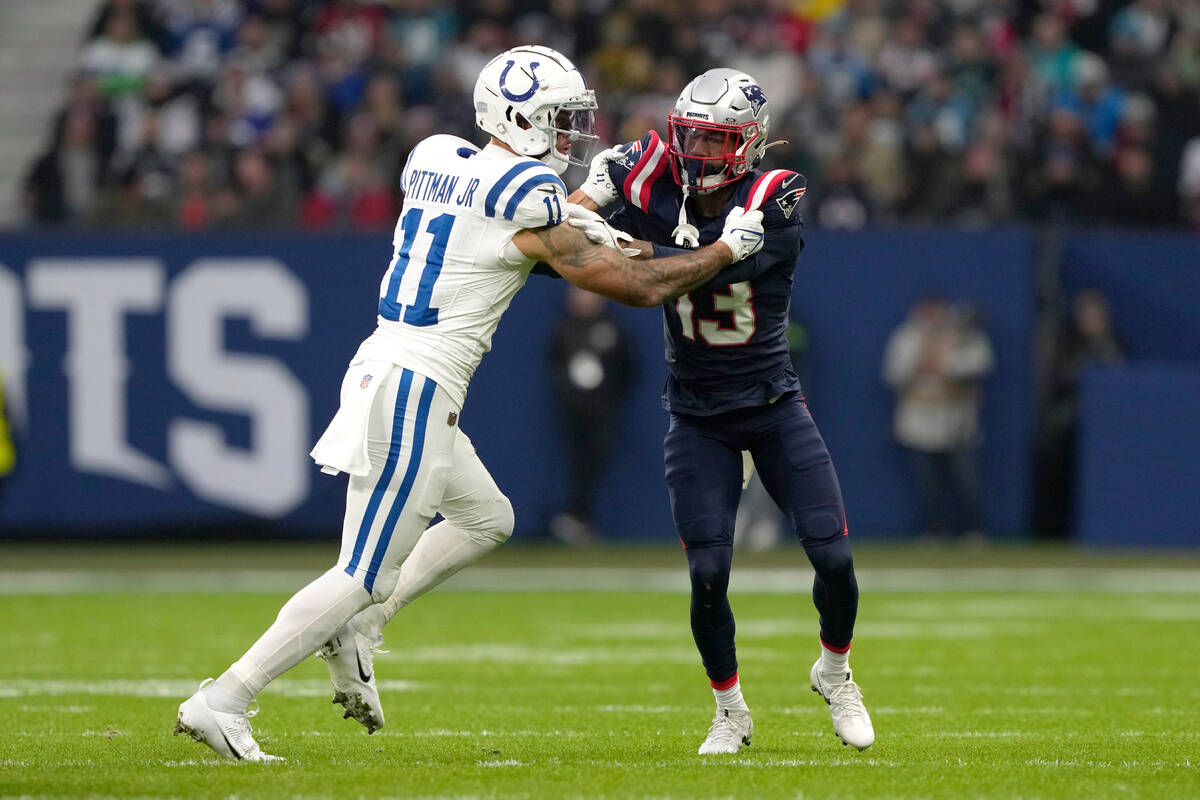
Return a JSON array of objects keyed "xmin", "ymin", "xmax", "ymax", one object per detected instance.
[
  {"xmin": 174, "ymin": 680, "xmax": 283, "ymax": 762},
  {"xmin": 697, "ymin": 707, "xmax": 754, "ymax": 754},
  {"xmin": 317, "ymin": 622, "xmax": 385, "ymax": 733},
  {"xmin": 810, "ymin": 659, "xmax": 875, "ymax": 750}
]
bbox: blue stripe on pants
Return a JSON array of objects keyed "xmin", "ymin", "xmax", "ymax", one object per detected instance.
[
  {"xmin": 345, "ymin": 369, "xmax": 414, "ymax": 581},
  {"xmin": 363, "ymin": 375, "xmax": 439, "ymax": 594}
]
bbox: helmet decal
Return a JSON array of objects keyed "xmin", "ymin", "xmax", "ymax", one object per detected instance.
[
  {"xmin": 740, "ymin": 84, "xmax": 767, "ymax": 116},
  {"xmin": 500, "ymin": 59, "xmax": 541, "ymax": 103}
]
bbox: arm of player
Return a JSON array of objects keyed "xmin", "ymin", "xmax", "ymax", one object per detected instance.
[
  {"xmin": 563, "ymin": 203, "xmax": 642, "ymax": 257},
  {"xmin": 566, "ymin": 189, "xmax": 656, "ymax": 258},
  {"xmin": 512, "ymin": 207, "xmax": 765, "ymax": 307},
  {"xmin": 567, "ymin": 189, "xmax": 600, "ymax": 212}
]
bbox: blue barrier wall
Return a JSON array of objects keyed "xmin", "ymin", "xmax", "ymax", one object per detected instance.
[
  {"xmin": 0, "ymin": 227, "xmax": 1131, "ymax": 543},
  {"xmin": 1078, "ymin": 367, "xmax": 1200, "ymax": 547},
  {"xmin": 1060, "ymin": 232, "xmax": 1200, "ymax": 547},
  {"xmin": 794, "ymin": 230, "xmax": 1036, "ymax": 538},
  {"xmin": 1061, "ymin": 232, "xmax": 1200, "ymax": 361}
]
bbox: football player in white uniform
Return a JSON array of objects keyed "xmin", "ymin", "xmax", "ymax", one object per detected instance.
[{"xmin": 174, "ymin": 45, "xmax": 767, "ymax": 761}]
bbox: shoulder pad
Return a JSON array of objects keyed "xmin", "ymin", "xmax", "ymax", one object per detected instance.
[
  {"xmin": 603, "ymin": 135, "xmax": 649, "ymax": 186},
  {"xmin": 482, "ymin": 159, "xmax": 568, "ymax": 228},
  {"xmin": 402, "ymin": 134, "xmax": 477, "ymax": 186},
  {"xmin": 745, "ymin": 170, "xmax": 806, "ymax": 222},
  {"xmin": 618, "ymin": 130, "xmax": 671, "ymax": 212}
]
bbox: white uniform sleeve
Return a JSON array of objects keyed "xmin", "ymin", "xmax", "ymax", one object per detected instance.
[{"xmin": 504, "ymin": 167, "xmax": 569, "ymax": 230}]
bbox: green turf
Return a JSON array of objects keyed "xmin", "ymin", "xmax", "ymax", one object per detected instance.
[{"xmin": 2, "ymin": 549, "xmax": 1198, "ymax": 798}]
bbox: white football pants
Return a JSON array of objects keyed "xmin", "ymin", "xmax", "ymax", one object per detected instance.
[{"xmin": 337, "ymin": 366, "xmax": 514, "ymax": 603}]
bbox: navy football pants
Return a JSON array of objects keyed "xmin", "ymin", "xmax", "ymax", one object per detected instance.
[{"xmin": 663, "ymin": 393, "xmax": 859, "ymax": 685}]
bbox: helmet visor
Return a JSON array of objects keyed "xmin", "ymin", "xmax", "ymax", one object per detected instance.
[
  {"xmin": 525, "ymin": 90, "xmax": 598, "ymax": 169},
  {"xmin": 540, "ymin": 98, "xmax": 599, "ymax": 168},
  {"xmin": 667, "ymin": 114, "xmax": 758, "ymax": 190}
]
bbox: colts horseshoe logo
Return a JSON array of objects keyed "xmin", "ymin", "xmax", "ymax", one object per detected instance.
[{"xmin": 499, "ymin": 59, "xmax": 541, "ymax": 102}]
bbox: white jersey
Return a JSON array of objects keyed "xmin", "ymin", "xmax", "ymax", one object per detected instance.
[{"xmin": 351, "ymin": 135, "xmax": 567, "ymax": 407}]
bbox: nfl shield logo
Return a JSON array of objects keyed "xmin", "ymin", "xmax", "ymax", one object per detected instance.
[
  {"xmin": 447, "ymin": 412, "xmax": 458, "ymax": 427},
  {"xmin": 360, "ymin": 374, "xmax": 373, "ymax": 389}
]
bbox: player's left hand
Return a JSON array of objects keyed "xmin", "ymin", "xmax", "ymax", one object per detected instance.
[
  {"xmin": 565, "ymin": 203, "xmax": 642, "ymax": 257},
  {"xmin": 717, "ymin": 206, "xmax": 765, "ymax": 262}
]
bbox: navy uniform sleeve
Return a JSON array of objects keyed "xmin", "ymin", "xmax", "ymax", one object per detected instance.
[
  {"xmin": 606, "ymin": 131, "xmax": 670, "ymax": 215},
  {"xmin": 530, "ymin": 261, "xmax": 562, "ymax": 278},
  {"xmin": 705, "ymin": 171, "xmax": 807, "ymax": 287}
]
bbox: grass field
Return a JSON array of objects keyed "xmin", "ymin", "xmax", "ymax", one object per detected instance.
[{"xmin": 2, "ymin": 542, "xmax": 1198, "ymax": 799}]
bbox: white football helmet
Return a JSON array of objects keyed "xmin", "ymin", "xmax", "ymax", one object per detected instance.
[
  {"xmin": 474, "ymin": 45, "xmax": 599, "ymax": 176},
  {"xmin": 668, "ymin": 68, "xmax": 772, "ymax": 194}
]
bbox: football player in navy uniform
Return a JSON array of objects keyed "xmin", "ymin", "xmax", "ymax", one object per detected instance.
[{"xmin": 569, "ymin": 69, "xmax": 874, "ymax": 754}]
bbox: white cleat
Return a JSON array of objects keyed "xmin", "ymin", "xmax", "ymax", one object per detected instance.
[
  {"xmin": 810, "ymin": 659, "xmax": 875, "ymax": 750},
  {"xmin": 697, "ymin": 707, "xmax": 754, "ymax": 754},
  {"xmin": 174, "ymin": 681, "xmax": 284, "ymax": 762},
  {"xmin": 317, "ymin": 622, "xmax": 385, "ymax": 733}
]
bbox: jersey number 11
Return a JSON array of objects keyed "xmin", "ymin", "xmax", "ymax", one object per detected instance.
[{"xmin": 379, "ymin": 207, "xmax": 456, "ymax": 327}]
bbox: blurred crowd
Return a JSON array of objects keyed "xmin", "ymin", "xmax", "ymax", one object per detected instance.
[{"xmin": 19, "ymin": 0, "xmax": 1200, "ymax": 231}]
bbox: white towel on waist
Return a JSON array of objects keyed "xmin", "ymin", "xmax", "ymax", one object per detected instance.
[{"xmin": 310, "ymin": 359, "xmax": 396, "ymax": 477}]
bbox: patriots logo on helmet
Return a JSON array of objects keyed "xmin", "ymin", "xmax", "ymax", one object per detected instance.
[
  {"xmin": 740, "ymin": 84, "xmax": 767, "ymax": 117},
  {"xmin": 775, "ymin": 187, "xmax": 805, "ymax": 219}
]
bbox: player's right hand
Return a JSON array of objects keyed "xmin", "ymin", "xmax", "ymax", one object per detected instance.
[
  {"xmin": 565, "ymin": 203, "xmax": 641, "ymax": 257},
  {"xmin": 717, "ymin": 206, "xmax": 765, "ymax": 263},
  {"xmin": 579, "ymin": 147, "xmax": 622, "ymax": 207}
]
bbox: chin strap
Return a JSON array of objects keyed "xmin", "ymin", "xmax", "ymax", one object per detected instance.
[{"xmin": 672, "ymin": 184, "xmax": 700, "ymax": 249}]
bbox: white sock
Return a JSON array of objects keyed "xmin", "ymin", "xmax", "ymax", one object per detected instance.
[
  {"xmin": 713, "ymin": 678, "xmax": 749, "ymax": 712},
  {"xmin": 351, "ymin": 520, "xmax": 504, "ymax": 638},
  {"xmin": 204, "ymin": 567, "xmax": 372, "ymax": 712},
  {"xmin": 819, "ymin": 642, "xmax": 851, "ymax": 678},
  {"xmin": 349, "ymin": 603, "xmax": 388, "ymax": 642}
]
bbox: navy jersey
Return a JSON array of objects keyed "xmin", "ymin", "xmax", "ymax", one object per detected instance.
[{"xmin": 605, "ymin": 131, "xmax": 808, "ymax": 415}]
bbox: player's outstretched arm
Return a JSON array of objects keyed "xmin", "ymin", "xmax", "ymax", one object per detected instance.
[
  {"xmin": 513, "ymin": 207, "xmax": 764, "ymax": 307},
  {"xmin": 567, "ymin": 189, "xmax": 601, "ymax": 212},
  {"xmin": 561, "ymin": 187, "xmax": 657, "ymax": 256}
]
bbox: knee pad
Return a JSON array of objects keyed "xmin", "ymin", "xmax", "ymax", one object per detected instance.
[
  {"xmin": 803, "ymin": 533, "xmax": 855, "ymax": 580},
  {"xmin": 368, "ymin": 565, "xmax": 401, "ymax": 603},
  {"xmin": 468, "ymin": 494, "xmax": 514, "ymax": 545},
  {"xmin": 686, "ymin": 546, "xmax": 732, "ymax": 599},
  {"xmin": 442, "ymin": 488, "xmax": 514, "ymax": 547}
]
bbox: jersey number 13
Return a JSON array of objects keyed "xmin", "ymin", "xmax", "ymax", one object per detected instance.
[{"xmin": 675, "ymin": 281, "xmax": 756, "ymax": 346}]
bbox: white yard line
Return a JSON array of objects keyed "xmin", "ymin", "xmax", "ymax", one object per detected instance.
[
  {"xmin": 2, "ymin": 566, "xmax": 1199, "ymax": 595},
  {"xmin": 0, "ymin": 678, "xmax": 419, "ymax": 698}
]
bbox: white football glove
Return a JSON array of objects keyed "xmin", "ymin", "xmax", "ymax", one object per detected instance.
[
  {"xmin": 717, "ymin": 206, "xmax": 765, "ymax": 263},
  {"xmin": 565, "ymin": 203, "xmax": 641, "ymax": 257},
  {"xmin": 579, "ymin": 146, "xmax": 622, "ymax": 207}
]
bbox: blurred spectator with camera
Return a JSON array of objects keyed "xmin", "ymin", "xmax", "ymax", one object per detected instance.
[
  {"xmin": 1035, "ymin": 287, "xmax": 1126, "ymax": 538},
  {"xmin": 547, "ymin": 285, "xmax": 636, "ymax": 546},
  {"xmin": 883, "ymin": 296, "xmax": 995, "ymax": 543}
]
